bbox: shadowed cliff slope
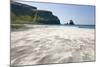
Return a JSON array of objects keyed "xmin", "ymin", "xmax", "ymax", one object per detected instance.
[{"xmin": 11, "ymin": 1, "xmax": 60, "ymax": 24}]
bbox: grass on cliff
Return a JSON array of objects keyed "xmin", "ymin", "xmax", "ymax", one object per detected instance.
[
  {"xmin": 11, "ymin": 24, "xmax": 25, "ymax": 29},
  {"xmin": 11, "ymin": 13, "xmax": 45, "ymax": 24}
]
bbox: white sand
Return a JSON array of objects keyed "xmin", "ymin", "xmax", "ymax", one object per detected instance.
[{"xmin": 11, "ymin": 25, "xmax": 95, "ymax": 66}]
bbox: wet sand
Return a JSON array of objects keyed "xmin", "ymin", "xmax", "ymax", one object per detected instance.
[{"xmin": 11, "ymin": 25, "xmax": 95, "ymax": 66}]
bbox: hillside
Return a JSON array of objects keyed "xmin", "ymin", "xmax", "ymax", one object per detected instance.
[{"xmin": 11, "ymin": 1, "xmax": 60, "ymax": 24}]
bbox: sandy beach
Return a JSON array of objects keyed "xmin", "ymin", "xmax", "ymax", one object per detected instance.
[{"xmin": 11, "ymin": 25, "xmax": 95, "ymax": 66}]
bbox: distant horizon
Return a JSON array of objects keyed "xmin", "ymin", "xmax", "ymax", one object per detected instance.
[{"xmin": 14, "ymin": 0, "xmax": 95, "ymax": 25}]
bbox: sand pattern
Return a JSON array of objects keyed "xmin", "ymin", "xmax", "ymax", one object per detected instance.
[{"xmin": 11, "ymin": 25, "xmax": 95, "ymax": 66}]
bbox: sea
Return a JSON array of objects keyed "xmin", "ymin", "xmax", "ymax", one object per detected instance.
[
  {"xmin": 14, "ymin": 24, "xmax": 95, "ymax": 30},
  {"xmin": 40, "ymin": 24, "xmax": 95, "ymax": 29},
  {"xmin": 62, "ymin": 25, "xmax": 95, "ymax": 29}
]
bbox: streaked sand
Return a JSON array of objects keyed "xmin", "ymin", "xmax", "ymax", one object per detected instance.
[{"xmin": 11, "ymin": 25, "xmax": 95, "ymax": 66}]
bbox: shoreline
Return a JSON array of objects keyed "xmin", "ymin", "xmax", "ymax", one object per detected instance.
[{"xmin": 11, "ymin": 24, "xmax": 95, "ymax": 31}]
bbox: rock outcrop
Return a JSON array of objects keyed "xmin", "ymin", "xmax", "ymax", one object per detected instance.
[
  {"xmin": 64, "ymin": 20, "xmax": 75, "ymax": 25},
  {"xmin": 11, "ymin": 1, "xmax": 60, "ymax": 24},
  {"xmin": 11, "ymin": 1, "xmax": 37, "ymax": 16},
  {"xmin": 33, "ymin": 10, "xmax": 60, "ymax": 24},
  {"xmin": 69, "ymin": 20, "xmax": 75, "ymax": 25}
]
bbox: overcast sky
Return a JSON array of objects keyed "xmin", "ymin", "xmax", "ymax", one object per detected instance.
[{"xmin": 15, "ymin": 0, "xmax": 95, "ymax": 25}]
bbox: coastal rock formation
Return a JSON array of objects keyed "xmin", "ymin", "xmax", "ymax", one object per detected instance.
[
  {"xmin": 69, "ymin": 20, "xmax": 75, "ymax": 25},
  {"xmin": 11, "ymin": 1, "xmax": 60, "ymax": 24},
  {"xmin": 33, "ymin": 10, "xmax": 60, "ymax": 24},
  {"xmin": 11, "ymin": 1, "xmax": 37, "ymax": 16},
  {"xmin": 64, "ymin": 20, "xmax": 75, "ymax": 25}
]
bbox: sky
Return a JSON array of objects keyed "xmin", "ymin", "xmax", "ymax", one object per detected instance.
[{"xmin": 15, "ymin": 1, "xmax": 95, "ymax": 25}]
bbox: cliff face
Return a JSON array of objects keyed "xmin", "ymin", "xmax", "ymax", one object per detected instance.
[
  {"xmin": 11, "ymin": 2, "xmax": 37, "ymax": 16},
  {"xmin": 11, "ymin": 2, "xmax": 60, "ymax": 24},
  {"xmin": 33, "ymin": 10, "xmax": 60, "ymax": 24}
]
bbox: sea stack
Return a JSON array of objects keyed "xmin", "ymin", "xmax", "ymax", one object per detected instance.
[
  {"xmin": 69, "ymin": 20, "xmax": 75, "ymax": 25},
  {"xmin": 64, "ymin": 20, "xmax": 75, "ymax": 25}
]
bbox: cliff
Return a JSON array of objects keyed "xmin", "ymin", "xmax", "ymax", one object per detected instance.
[
  {"xmin": 11, "ymin": 1, "xmax": 37, "ymax": 16},
  {"xmin": 11, "ymin": 1, "xmax": 60, "ymax": 24}
]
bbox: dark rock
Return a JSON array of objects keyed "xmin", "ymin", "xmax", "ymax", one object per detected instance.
[
  {"xmin": 64, "ymin": 20, "xmax": 75, "ymax": 25},
  {"xmin": 33, "ymin": 10, "xmax": 60, "ymax": 24},
  {"xmin": 69, "ymin": 20, "xmax": 75, "ymax": 25},
  {"xmin": 11, "ymin": 1, "xmax": 37, "ymax": 16}
]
